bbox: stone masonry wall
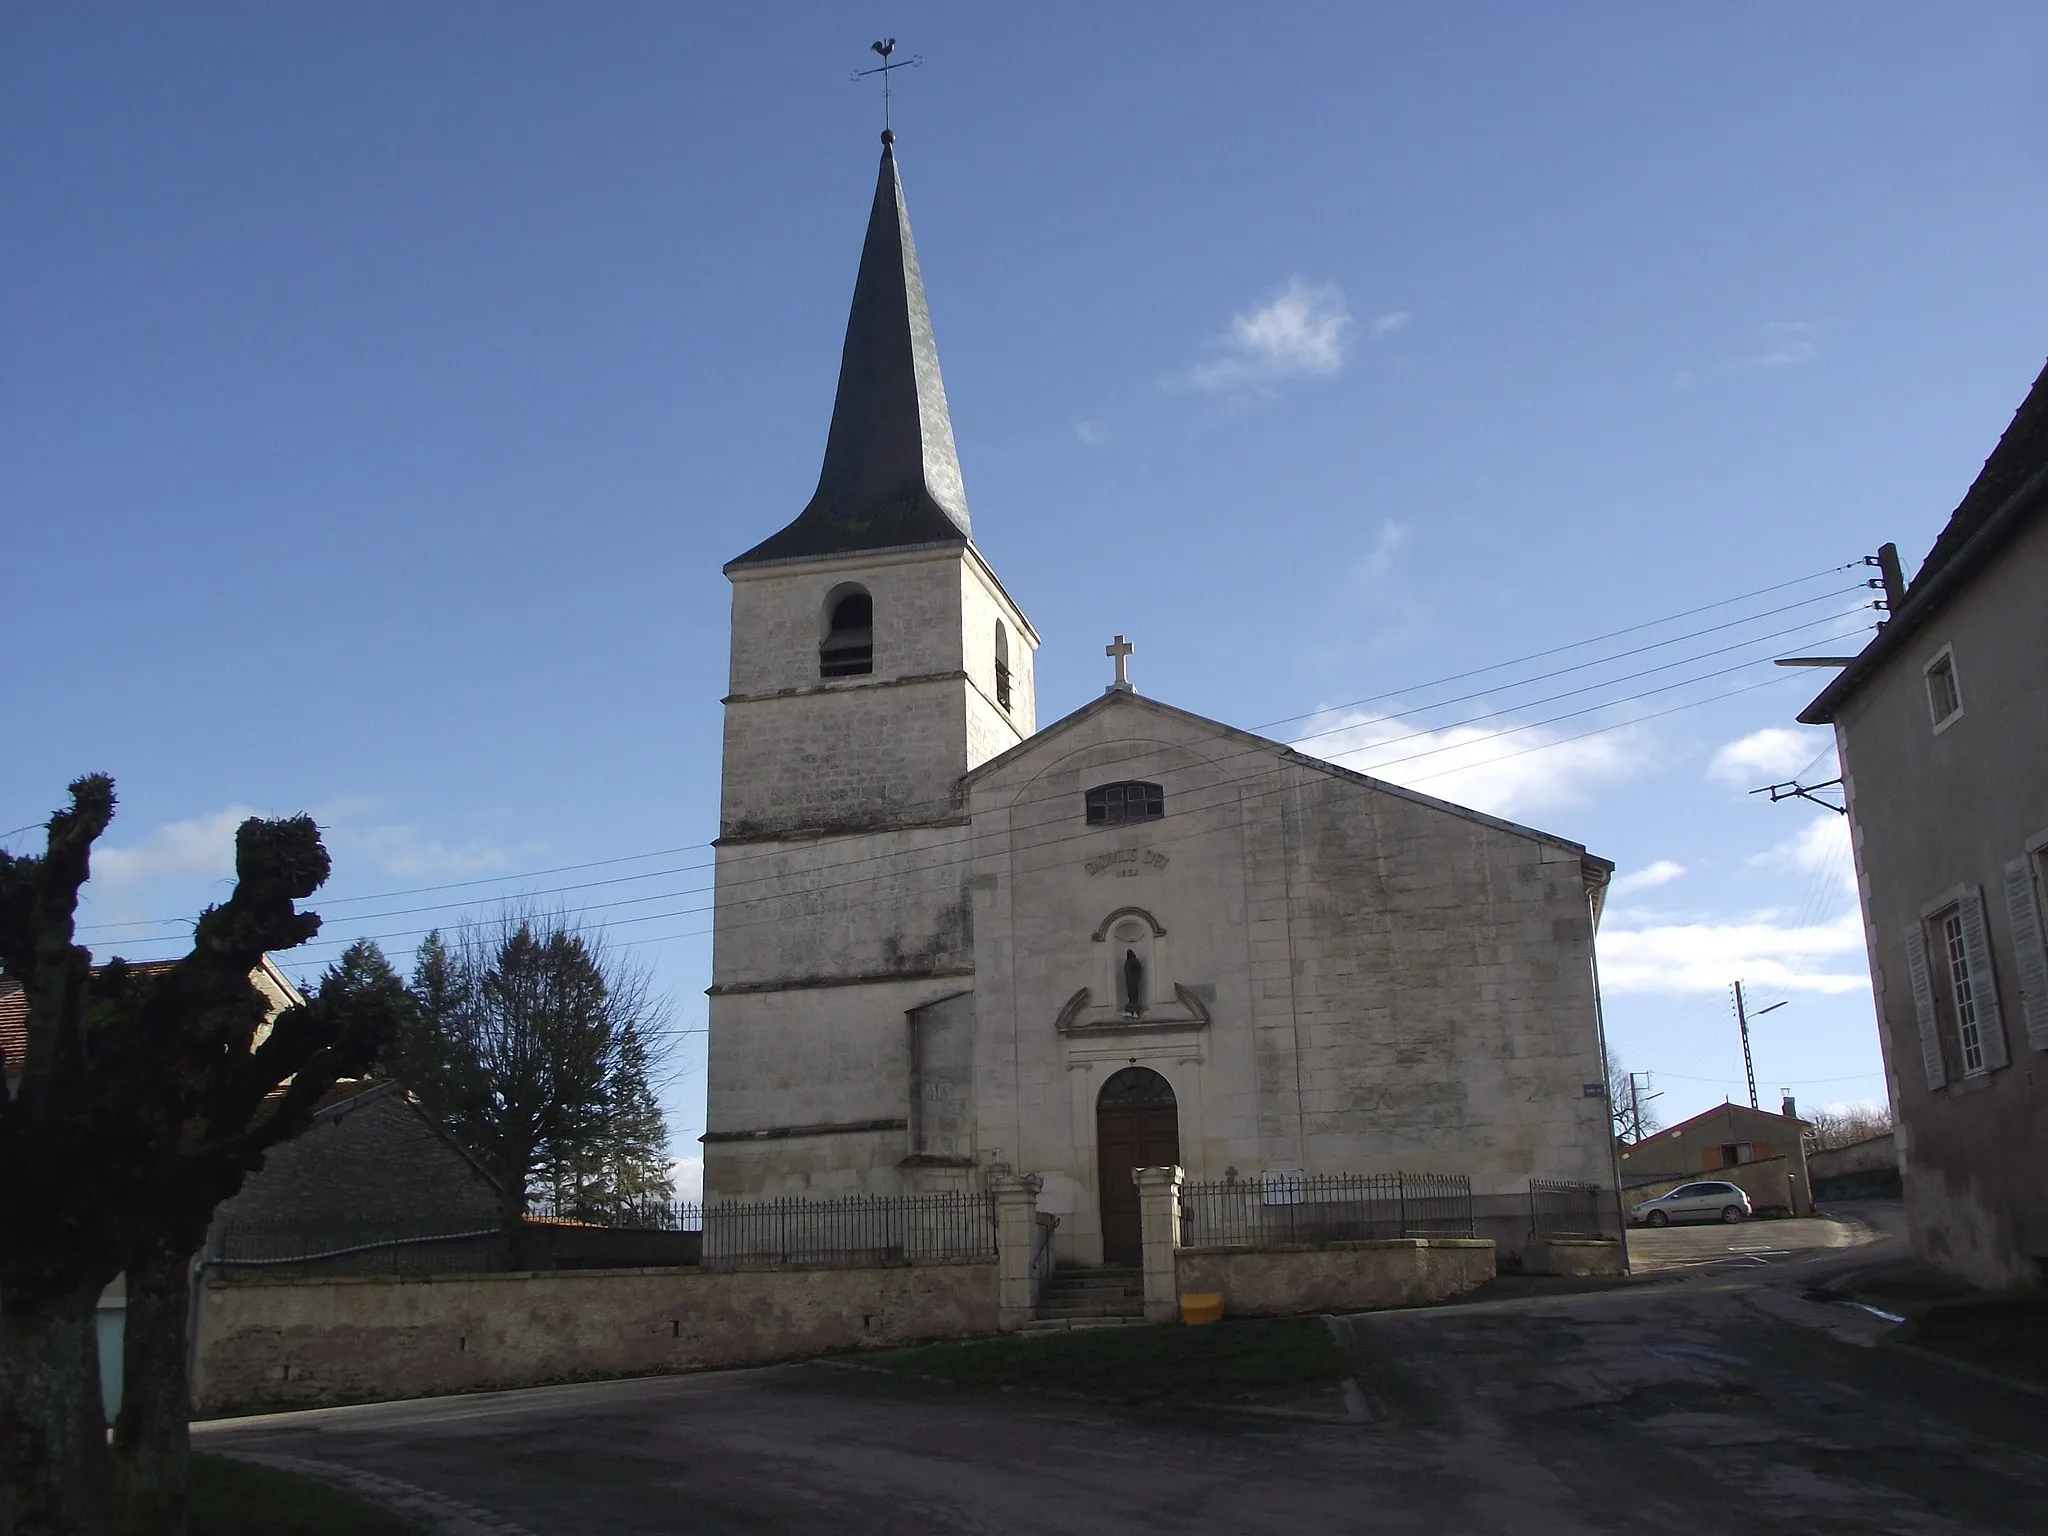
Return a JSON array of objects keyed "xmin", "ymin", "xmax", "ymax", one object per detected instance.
[
  {"xmin": 1174, "ymin": 1238, "xmax": 1495, "ymax": 1317},
  {"xmin": 965, "ymin": 694, "xmax": 1615, "ymax": 1264},
  {"xmin": 192, "ymin": 1260, "xmax": 999, "ymax": 1416}
]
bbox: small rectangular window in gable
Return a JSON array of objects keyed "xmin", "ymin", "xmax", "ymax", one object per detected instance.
[
  {"xmin": 1084, "ymin": 781, "xmax": 1165, "ymax": 826},
  {"xmin": 1925, "ymin": 647, "xmax": 1962, "ymax": 730}
]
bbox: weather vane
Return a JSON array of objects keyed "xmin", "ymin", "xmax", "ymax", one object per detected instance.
[{"xmin": 852, "ymin": 38, "xmax": 923, "ymax": 134}]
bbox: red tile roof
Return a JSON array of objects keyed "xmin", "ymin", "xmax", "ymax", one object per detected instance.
[{"xmin": 1, "ymin": 960, "xmax": 231, "ymax": 1078}]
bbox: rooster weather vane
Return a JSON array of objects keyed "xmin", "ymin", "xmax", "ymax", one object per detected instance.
[{"xmin": 852, "ymin": 38, "xmax": 923, "ymax": 135}]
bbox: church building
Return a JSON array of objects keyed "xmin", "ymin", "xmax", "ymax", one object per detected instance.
[{"xmin": 703, "ymin": 132, "xmax": 1619, "ymax": 1266}]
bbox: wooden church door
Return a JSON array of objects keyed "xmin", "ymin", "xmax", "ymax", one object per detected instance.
[{"xmin": 1096, "ymin": 1067, "xmax": 1180, "ymax": 1266}]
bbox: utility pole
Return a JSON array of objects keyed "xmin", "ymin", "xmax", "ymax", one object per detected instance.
[{"xmin": 1731, "ymin": 981, "xmax": 1787, "ymax": 1111}]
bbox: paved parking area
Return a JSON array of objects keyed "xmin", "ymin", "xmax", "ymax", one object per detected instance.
[
  {"xmin": 1627, "ymin": 1212, "xmax": 1886, "ymax": 1275},
  {"xmin": 199, "ymin": 1214, "xmax": 2048, "ymax": 1536}
]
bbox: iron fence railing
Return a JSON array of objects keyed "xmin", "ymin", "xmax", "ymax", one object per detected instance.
[
  {"xmin": 527, "ymin": 1197, "xmax": 704, "ymax": 1232},
  {"xmin": 701, "ymin": 1191, "xmax": 997, "ymax": 1270},
  {"xmin": 1030, "ymin": 1211, "xmax": 1060, "ymax": 1302},
  {"xmin": 1527, "ymin": 1179, "xmax": 1607, "ymax": 1239},
  {"xmin": 1178, "ymin": 1172, "xmax": 1474, "ymax": 1249}
]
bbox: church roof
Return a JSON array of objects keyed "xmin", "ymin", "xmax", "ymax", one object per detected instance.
[{"xmin": 727, "ymin": 134, "xmax": 974, "ymax": 571}]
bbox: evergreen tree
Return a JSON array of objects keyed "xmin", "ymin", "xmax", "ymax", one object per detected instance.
[{"xmin": 398, "ymin": 918, "xmax": 668, "ymax": 1242}]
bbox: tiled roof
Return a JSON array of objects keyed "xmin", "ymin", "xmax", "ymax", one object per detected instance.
[{"xmin": 1, "ymin": 959, "xmax": 243, "ymax": 1078}]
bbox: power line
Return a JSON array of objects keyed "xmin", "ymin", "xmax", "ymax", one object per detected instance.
[
  {"xmin": 78, "ymin": 597, "xmax": 1866, "ymax": 944},
  {"xmin": 67, "ymin": 564, "xmax": 1862, "ymax": 936},
  {"xmin": 101, "ymin": 650, "xmax": 1824, "ymax": 968}
]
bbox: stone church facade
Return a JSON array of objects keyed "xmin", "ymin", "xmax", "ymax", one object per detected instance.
[{"xmin": 703, "ymin": 133, "xmax": 1618, "ymax": 1265}]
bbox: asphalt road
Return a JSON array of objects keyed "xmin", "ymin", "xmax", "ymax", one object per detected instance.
[{"xmin": 199, "ymin": 1213, "xmax": 2048, "ymax": 1535}]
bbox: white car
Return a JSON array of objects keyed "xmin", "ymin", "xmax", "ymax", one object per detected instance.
[{"xmin": 1631, "ymin": 1181, "xmax": 1752, "ymax": 1228}]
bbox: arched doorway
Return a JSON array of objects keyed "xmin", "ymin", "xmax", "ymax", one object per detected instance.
[{"xmin": 1095, "ymin": 1067, "xmax": 1180, "ymax": 1266}]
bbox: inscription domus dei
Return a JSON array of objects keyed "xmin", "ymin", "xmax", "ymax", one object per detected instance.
[{"xmin": 1085, "ymin": 848, "xmax": 1170, "ymax": 878}]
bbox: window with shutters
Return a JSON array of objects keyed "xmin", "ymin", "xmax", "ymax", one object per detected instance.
[
  {"xmin": 994, "ymin": 620, "xmax": 1012, "ymax": 710},
  {"xmin": 2008, "ymin": 842, "xmax": 2048, "ymax": 1054},
  {"xmin": 1910, "ymin": 886, "xmax": 2011, "ymax": 1089},
  {"xmin": 1938, "ymin": 906, "xmax": 1986, "ymax": 1074},
  {"xmin": 1924, "ymin": 645, "xmax": 1962, "ymax": 731}
]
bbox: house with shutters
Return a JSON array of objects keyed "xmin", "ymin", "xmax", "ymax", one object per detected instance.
[{"xmin": 1799, "ymin": 357, "xmax": 2048, "ymax": 1289}]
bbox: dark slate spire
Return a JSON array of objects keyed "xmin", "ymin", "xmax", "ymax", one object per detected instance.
[{"xmin": 728, "ymin": 133, "xmax": 972, "ymax": 569}]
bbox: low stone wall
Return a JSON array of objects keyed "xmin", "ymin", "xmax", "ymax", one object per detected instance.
[
  {"xmin": 193, "ymin": 1259, "xmax": 998, "ymax": 1416},
  {"xmin": 1172, "ymin": 1238, "xmax": 1494, "ymax": 1318},
  {"xmin": 1521, "ymin": 1237, "xmax": 1627, "ymax": 1277}
]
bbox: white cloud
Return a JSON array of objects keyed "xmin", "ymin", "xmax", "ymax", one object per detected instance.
[
  {"xmin": 1602, "ymin": 817, "xmax": 1865, "ymax": 995},
  {"xmin": 1297, "ymin": 711, "xmax": 1647, "ymax": 821},
  {"xmin": 1357, "ymin": 519, "xmax": 1409, "ymax": 588},
  {"xmin": 335, "ymin": 823, "xmax": 520, "ymax": 883},
  {"xmin": 669, "ymin": 1156, "xmax": 704, "ymax": 1203},
  {"xmin": 1675, "ymin": 322, "xmax": 1822, "ymax": 390},
  {"xmin": 1597, "ymin": 908, "xmax": 1868, "ymax": 996},
  {"xmin": 1612, "ymin": 860, "xmax": 1687, "ymax": 896},
  {"xmin": 1372, "ymin": 309, "xmax": 1411, "ymax": 334},
  {"xmin": 1752, "ymin": 813, "xmax": 1858, "ymax": 901},
  {"xmin": 91, "ymin": 805, "xmax": 259, "ymax": 898},
  {"xmin": 1074, "ymin": 419, "xmax": 1111, "ymax": 447},
  {"xmin": 1708, "ymin": 726, "xmax": 1828, "ymax": 787},
  {"xmin": 1180, "ymin": 277, "xmax": 1353, "ymax": 394},
  {"xmin": 1749, "ymin": 320, "xmax": 1820, "ymax": 369}
]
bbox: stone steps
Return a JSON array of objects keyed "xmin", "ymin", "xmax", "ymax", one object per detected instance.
[
  {"xmin": 1034, "ymin": 1266, "xmax": 1146, "ymax": 1324},
  {"xmin": 1015, "ymin": 1315, "xmax": 1146, "ymax": 1333}
]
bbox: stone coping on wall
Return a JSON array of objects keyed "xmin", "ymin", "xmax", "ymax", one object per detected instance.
[
  {"xmin": 1176, "ymin": 1237, "xmax": 1495, "ymax": 1257},
  {"xmin": 205, "ymin": 1257, "xmax": 997, "ymax": 1286}
]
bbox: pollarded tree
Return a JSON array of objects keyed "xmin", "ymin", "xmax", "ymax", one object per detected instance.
[{"xmin": 0, "ymin": 776, "xmax": 403, "ymax": 1536}]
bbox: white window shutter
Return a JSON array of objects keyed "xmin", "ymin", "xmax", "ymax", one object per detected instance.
[
  {"xmin": 1904, "ymin": 923, "xmax": 1946, "ymax": 1090},
  {"xmin": 1957, "ymin": 887, "xmax": 2009, "ymax": 1071},
  {"xmin": 2004, "ymin": 857, "xmax": 2048, "ymax": 1052}
]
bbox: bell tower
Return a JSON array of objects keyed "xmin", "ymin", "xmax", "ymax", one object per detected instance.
[{"xmin": 703, "ymin": 134, "xmax": 1037, "ymax": 1200}]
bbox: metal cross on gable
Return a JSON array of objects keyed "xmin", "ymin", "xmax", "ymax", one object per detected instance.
[
  {"xmin": 852, "ymin": 39, "xmax": 923, "ymax": 134},
  {"xmin": 1106, "ymin": 634, "xmax": 1135, "ymax": 693}
]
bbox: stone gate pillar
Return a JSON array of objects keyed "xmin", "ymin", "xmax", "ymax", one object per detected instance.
[
  {"xmin": 1133, "ymin": 1165, "xmax": 1184, "ymax": 1324},
  {"xmin": 992, "ymin": 1171, "xmax": 1043, "ymax": 1331}
]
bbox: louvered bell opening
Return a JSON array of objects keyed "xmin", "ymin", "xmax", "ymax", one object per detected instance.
[{"xmin": 820, "ymin": 591, "xmax": 874, "ymax": 678}]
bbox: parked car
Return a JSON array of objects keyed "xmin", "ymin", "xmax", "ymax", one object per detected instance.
[{"xmin": 1631, "ymin": 1182, "xmax": 1752, "ymax": 1227}]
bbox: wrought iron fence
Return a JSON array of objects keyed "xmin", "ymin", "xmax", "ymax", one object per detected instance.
[
  {"xmin": 527, "ymin": 1197, "xmax": 703, "ymax": 1233},
  {"xmin": 1178, "ymin": 1172, "xmax": 1473, "ymax": 1249},
  {"xmin": 701, "ymin": 1191, "xmax": 997, "ymax": 1269},
  {"xmin": 1030, "ymin": 1211, "xmax": 1060, "ymax": 1302},
  {"xmin": 1527, "ymin": 1179, "xmax": 1607, "ymax": 1239}
]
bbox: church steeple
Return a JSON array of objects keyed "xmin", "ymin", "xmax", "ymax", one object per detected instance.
[{"xmin": 728, "ymin": 133, "xmax": 972, "ymax": 569}]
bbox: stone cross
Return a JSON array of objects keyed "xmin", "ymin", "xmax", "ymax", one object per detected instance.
[{"xmin": 1106, "ymin": 634, "xmax": 1135, "ymax": 694}]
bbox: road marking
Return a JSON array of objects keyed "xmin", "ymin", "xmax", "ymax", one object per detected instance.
[{"xmin": 228, "ymin": 1453, "xmax": 536, "ymax": 1536}]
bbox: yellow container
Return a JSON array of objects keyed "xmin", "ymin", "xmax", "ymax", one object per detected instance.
[{"xmin": 1179, "ymin": 1292, "xmax": 1225, "ymax": 1326}]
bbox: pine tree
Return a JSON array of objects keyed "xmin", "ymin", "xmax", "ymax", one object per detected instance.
[{"xmin": 401, "ymin": 919, "xmax": 669, "ymax": 1240}]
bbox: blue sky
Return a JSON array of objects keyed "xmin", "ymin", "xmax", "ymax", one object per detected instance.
[{"xmin": 6, "ymin": 4, "xmax": 2045, "ymax": 1190}]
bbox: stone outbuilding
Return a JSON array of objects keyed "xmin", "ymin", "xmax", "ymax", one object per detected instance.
[{"xmin": 1618, "ymin": 1100, "xmax": 1815, "ymax": 1217}]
